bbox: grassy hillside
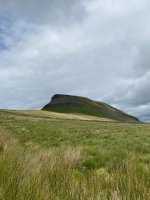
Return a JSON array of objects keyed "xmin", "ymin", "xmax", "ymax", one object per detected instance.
[
  {"xmin": 0, "ymin": 110, "xmax": 149, "ymax": 200},
  {"xmin": 42, "ymin": 94, "xmax": 139, "ymax": 123},
  {"xmin": 0, "ymin": 109, "xmax": 115, "ymax": 122}
]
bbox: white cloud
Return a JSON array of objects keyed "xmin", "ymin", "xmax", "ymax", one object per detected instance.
[{"xmin": 0, "ymin": 0, "xmax": 150, "ymax": 121}]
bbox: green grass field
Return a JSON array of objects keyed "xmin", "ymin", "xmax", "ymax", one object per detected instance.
[{"xmin": 0, "ymin": 110, "xmax": 150, "ymax": 199}]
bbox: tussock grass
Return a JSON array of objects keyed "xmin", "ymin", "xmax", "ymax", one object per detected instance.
[{"xmin": 0, "ymin": 126, "xmax": 150, "ymax": 200}]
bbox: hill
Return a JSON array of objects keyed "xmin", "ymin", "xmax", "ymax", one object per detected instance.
[{"xmin": 42, "ymin": 94, "xmax": 139, "ymax": 123}]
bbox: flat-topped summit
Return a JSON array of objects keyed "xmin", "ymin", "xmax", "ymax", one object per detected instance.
[{"xmin": 42, "ymin": 94, "xmax": 140, "ymax": 123}]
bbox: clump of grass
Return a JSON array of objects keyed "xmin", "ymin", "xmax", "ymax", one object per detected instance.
[{"xmin": 0, "ymin": 127, "xmax": 150, "ymax": 200}]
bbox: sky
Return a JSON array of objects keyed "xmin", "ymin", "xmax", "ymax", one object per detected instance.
[{"xmin": 0, "ymin": 0, "xmax": 150, "ymax": 122}]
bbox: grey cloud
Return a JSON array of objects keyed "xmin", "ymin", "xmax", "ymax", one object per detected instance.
[
  {"xmin": 0, "ymin": 0, "xmax": 150, "ymax": 122},
  {"xmin": 133, "ymin": 43, "xmax": 150, "ymax": 75},
  {"xmin": 0, "ymin": 0, "xmax": 88, "ymax": 25},
  {"xmin": 111, "ymin": 74, "xmax": 150, "ymax": 106}
]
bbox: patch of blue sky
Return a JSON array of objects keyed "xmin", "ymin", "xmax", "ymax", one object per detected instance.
[
  {"xmin": 0, "ymin": 42, "xmax": 6, "ymax": 52},
  {"xmin": 0, "ymin": 13, "xmax": 14, "ymax": 33},
  {"xmin": 0, "ymin": 13, "xmax": 17, "ymax": 51},
  {"xmin": 0, "ymin": 42, "xmax": 7, "ymax": 50}
]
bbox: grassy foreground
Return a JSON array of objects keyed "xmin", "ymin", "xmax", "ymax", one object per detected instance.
[{"xmin": 0, "ymin": 110, "xmax": 150, "ymax": 200}]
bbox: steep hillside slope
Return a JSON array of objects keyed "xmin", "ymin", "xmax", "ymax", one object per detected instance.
[{"xmin": 42, "ymin": 94, "xmax": 139, "ymax": 123}]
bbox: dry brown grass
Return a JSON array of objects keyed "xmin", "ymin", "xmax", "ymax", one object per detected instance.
[{"xmin": 1, "ymin": 109, "xmax": 114, "ymax": 122}]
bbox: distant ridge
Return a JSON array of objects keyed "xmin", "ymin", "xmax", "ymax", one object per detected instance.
[{"xmin": 42, "ymin": 94, "xmax": 140, "ymax": 123}]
